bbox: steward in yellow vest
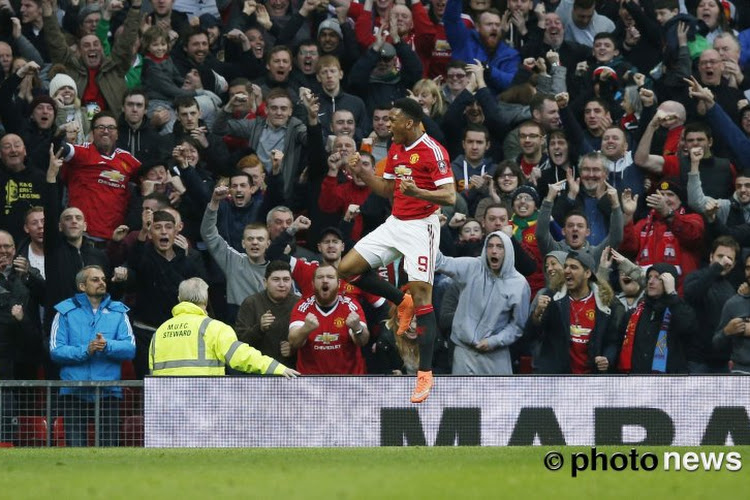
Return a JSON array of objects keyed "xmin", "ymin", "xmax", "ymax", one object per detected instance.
[{"xmin": 149, "ymin": 278, "xmax": 299, "ymax": 377}]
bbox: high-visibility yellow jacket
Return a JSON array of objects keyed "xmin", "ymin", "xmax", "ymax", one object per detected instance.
[{"xmin": 149, "ymin": 302, "xmax": 288, "ymax": 376}]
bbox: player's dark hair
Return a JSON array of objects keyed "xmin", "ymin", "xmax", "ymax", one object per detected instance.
[{"xmin": 392, "ymin": 98, "xmax": 423, "ymax": 124}]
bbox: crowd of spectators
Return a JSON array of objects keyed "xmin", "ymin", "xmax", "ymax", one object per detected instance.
[{"xmin": 1, "ymin": 0, "xmax": 750, "ymax": 383}]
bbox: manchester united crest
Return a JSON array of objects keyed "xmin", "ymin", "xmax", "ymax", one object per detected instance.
[
  {"xmin": 333, "ymin": 317, "xmax": 346, "ymax": 328},
  {"xmin": 409, "ymin": 153, "xmax": 419, "ymax": 164}
]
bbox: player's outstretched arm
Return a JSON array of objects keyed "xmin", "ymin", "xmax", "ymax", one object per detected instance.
[{"xmin": 348, "ymin": 152, "xmax": 394, "ymax": 198}]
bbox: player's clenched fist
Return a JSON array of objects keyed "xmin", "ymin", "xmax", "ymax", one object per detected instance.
[
  {"xmin": 399, "ymin": 178, "xmax": 420, "ymax": 197},
  {"xmin": 304, "ymin": 313, "xmax": 319, "ymax": 331}
]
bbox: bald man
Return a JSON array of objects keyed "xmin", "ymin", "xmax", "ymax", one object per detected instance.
[{"xmin": 0, "ymin": 134, "xmax": 46, "ymax": 242}]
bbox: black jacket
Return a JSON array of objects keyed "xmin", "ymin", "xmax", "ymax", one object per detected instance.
[
  {"xmin": 683, "ymin": 263, "xmax": 736, "ymax": 364},
  {"xmin": 0, "ymin": 165, "xmax": 46, "ymax": 242},
  {"xmin": 127, "ymin": 241, "xmax": 207, "ymax": 327},
  {"xmin": 42, "ymin": 181, "xmax": 111, "ymax": 313},
  {"xmin": 116, "ymin": 115, "xmax": 168, "ymax": 163},
  {"xmin": 626, "ymin": 293, "xmax": 695, "ymax": 374}
]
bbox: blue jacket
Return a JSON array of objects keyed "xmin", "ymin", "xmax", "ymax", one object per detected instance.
[
  {"xmin": 50, "ymin": 293, "xmax": 135, "ymax": 400},
  {"xmin": 705, "ymin": 102, "xmax": 750, "ymax": 171},
  {"xmin": 443, "ymin": 0, "xmax": 520, "ymax": 92}
]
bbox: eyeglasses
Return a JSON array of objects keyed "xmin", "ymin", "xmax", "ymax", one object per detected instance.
[
  {"xmin": 299, "ymin": 50, "xmax": 318, "ymax": 56},
  {"xmin": 519, "ymin": 133, "xmax": 542, "ymax": 140},
  {"xmin": 0, "ymin": 244, "xmax": 14, "ymax": 250},
  {"xmin": 93, "ymin": 125, "xmax": 118, "ymax": 132},
  {"xmin": 514, "ymin": 194, "xmax": 535, "ymax": 202}
]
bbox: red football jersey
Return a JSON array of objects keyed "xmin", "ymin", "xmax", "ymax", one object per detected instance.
[
  {"xmin": 569, "ymin": 293, "xmax": 596, "ymax": 374},
  {"xmin": 383, "ymin": 133, "xmax": 453, "ymax": 220},
  {"xmin": 290, "ymin": 295, "xmax": 367, "ymax": 374},
  {"xmin": 62, "ymin": 144, "xmax": 140, "ymax": 239},
  {"xmin": 290, "ymin": 258, "xmax": 386, "ymax": 308}
]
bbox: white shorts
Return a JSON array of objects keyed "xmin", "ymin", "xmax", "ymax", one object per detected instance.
[{"xmin": 354, "ymin": 214, "xmax": 440, "ymax": 284}]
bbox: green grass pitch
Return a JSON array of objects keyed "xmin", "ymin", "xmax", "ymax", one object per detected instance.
[{"xmin": 1, "ymin": 447, "xmax": 747, "ymax": 499}]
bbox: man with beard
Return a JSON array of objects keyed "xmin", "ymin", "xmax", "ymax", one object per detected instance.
[
  {"xmin": 520, "ymin": 12, "xmax": 589, "ymax": 73},
  {"xmin": 443, "ymin": 0, "xmax": 520, "ymax": 92},
  {"xmin": 443, "ymin": 0, "xmax": 521, "ymax": 93},
  {"xmin": 552, "ymin": 152, "xmax": 618, "ymax": 245},
  {"xmin": 288, "ymin": 264, "xmax": 370, "ymax": 374},
  {"xmin": 523, "ymin": 251, "xmax": 624, "ymax": 373},
  {"xmin": 128, "ymin": 209, "xmax": 206, "ymax": 378},
  {"xmin": 618, "ymin": 263, "xmax": 695, "ymax": 374},
  {"xmin": 268, "ymin": 221, "xmax": 386, "ymax": 311},
  {"xmin": 201, "ymin": 185, "xmax": 273, "ymax": 323},
  {"xmin": 435, "ymin": 231, "xmax": 530, "ymax": 374},
  {"xmin": 369, "ymin": 105, "xmax": 392, "ymax": 164},
  {"xmin": 50, "ymin": 265, "xmax": 135, "ymax": 446},
  {"xmin": 42, "ymin": 0, "xmax": 142, "ymax": 116},
  {"xmin": 714, "ymin": 253, "xmax": 750, "ymax": 374},
  {"xmin": 60, "ymin": 112, "xmax": 141, "ymax": 243}
]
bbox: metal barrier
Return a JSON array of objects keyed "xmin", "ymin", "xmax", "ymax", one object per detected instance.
[{"xmin": 0, "ymin": 381, "xmax": 144, "ymax": 447}]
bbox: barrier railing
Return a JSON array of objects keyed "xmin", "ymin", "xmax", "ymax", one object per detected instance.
[{"xmin": 0, "ymin": 381, "xmax": 144, "ymax": 447}]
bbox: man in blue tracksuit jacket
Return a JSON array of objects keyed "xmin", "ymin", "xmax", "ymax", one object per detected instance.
[
  {"xmin": 50, "ymin": 265, "xmax": 135, "ymax": 446},
  {"xmin": 443, "ymin": 0, "xmax": 520, "ymax": 93}
]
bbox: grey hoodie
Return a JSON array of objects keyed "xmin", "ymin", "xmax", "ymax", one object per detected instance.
[{"xmin": 435, "ymin": 231, "xmax": 531, "ymax": 374}]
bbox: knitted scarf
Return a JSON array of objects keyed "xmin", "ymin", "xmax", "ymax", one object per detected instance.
[{"xmin": 511, "ymin": 212, "xmax": 538, "ymax": 242}]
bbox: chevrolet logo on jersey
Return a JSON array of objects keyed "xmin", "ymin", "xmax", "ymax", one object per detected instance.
[
  {"xmin": 314, "ymin": 332, "xmax": 339, "ymax": 344},
  {"xmin": 394, "ymin": 165, "xmax": 413, "ymax": 176},
  {"xmin": 100, "ymin": 170, "xmax": 126, "ymax": 182}
]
